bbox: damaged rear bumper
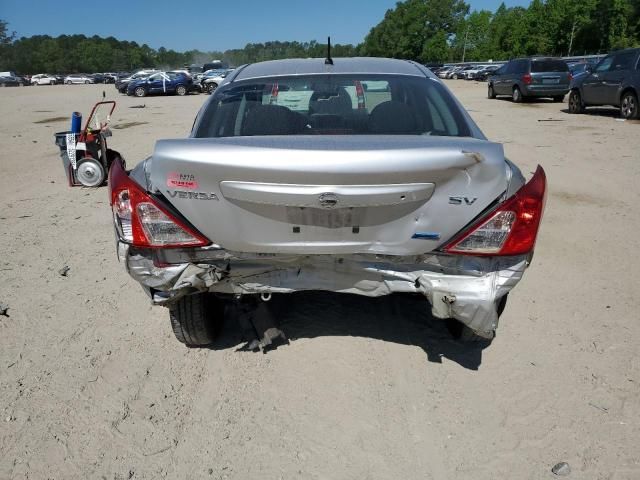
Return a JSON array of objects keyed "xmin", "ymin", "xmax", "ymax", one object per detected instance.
[{"xmin": 117, "ymin": 242, "xmax": 529, "ymax": 338}]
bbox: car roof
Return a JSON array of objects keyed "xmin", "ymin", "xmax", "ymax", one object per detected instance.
[
  {"xmin": 606, "ymin": 47, "xmax": 640, "ymax": 55},
  {"xmin": 232, "ymin": 57, "xmax": 428, "ymax": 81}
]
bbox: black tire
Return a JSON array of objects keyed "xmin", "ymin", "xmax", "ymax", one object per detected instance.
[
  {"xmin": 488, "ymin": 84, "xmax": 496, "ymax": 99},
  {"xmin": 512, "ymin": 86, "xmax": 523, "ymax": 103},
  {"xmin": 568, "ymin": 90, "xmax": 584, "ymax": 114},
  {"xmin": 84, "ymin": 80, "xmax": 89, "ymax": 84},
  {"xmin": 620, "ymin": 91, "xmax": 638, "ymax": 119},
  {"xmin": 552, "ymin": 95, "xmax": 565, "ymax": 103},
  {"xmin": 452, "ymin": 73, "xmax": 458, "ymax": 80},
  {"xmin": 134, "ymin": 86, "xmax": 146, "ymax": 97},
  {"xmin": 206, "ymin": 82, "xmax": 218, "ymax": 94},
  {"xmin": 169, "ymin": 294, "xmax": 225, "ymax": 347},
  {"xmin": 175, "ymin": 84, "xmax": 187, "ymax": 96},
  {"xmin": 66, "ymin": 80, "xmax": 72, "ymax": 85}
]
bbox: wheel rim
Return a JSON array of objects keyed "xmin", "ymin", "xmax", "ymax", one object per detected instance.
[
  {"xmin": 569, "ymin": 92, "xmax": 579, "ymax": 112},
  {"xmin": 76, "ymin": 160, "xmax": 104, "ymax": 187},
  {"xmin": 135, "ymin": 87, "xmax": 145, "ymax": 97},
  {"xmin": 622, "ymin": 95, "xmax": 636, "ymax": 118},
  {"xmin": 488, "ymin": 86, "xmax": 493, "ymax": 97},
  {"xmin": 177, "ymin": 86, "xmax": 186, "ymax": 95},
  {"xmin": 513, "ymin": 89, "xmax": 520, "ymax": 101}
]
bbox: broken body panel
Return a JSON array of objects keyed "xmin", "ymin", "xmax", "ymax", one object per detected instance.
[{"xmin": 118, "ymin": 240, "xmax": 529, "ymax": 338}]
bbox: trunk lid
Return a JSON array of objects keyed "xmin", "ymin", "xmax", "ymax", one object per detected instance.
[{"xmin": 148, "ymin": 136, "xmax": 507, "ymax": 255}]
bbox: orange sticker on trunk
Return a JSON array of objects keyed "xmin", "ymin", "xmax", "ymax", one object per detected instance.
[{"xmin": 167, "ymin": 172, "xmax": 199, "ymax": 190}]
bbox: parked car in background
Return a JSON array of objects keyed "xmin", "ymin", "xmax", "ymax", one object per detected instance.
[
  {"xmin": 115, "ymin": 70, "xmax": 158, "ymax": 93},
  {"xmin": 126, "ymin": 71, "xmax": 196, "ymax": 97},
  {"xmin": 476, "ymin": 65, "xmax": 501, "ymax": 82},
  {"xmin": 102, "ymin": 72, "xmax": 118, "ymax": 83},
  {"xmin": 488, "ymin": 57, "xmax": 571, "ymax": 102},
  {"xmin": 108, "ymin": 57, "xmax": 547, "ymax": 348},
  {"xmin": 0, "ymin": 71, "xmax": 28, "ymax": 86},
  {"xmin": 451, "ymin": 66, "xmax": 475, "ymax": 79},
  {"xmin": 568, "ymin": 63, "xmax": 589, "ymax": 79},
  {"xmin": 0, "ymin": 75, "xmax": 21, "ymax": 87},
  {"xmin": 462, "ymin": 65, "xmax": 491, "ymax": 80},
  {"xmin": 202, "ymin": 69, "xmax": 234, "ymax": 93},
  {"xmin": 65, "ymin": 74, "xmax": 94, "ymax": 84},
  {"xmin": 31, "ymin": 73, "xmax": 58, "ymax": 85},
  {"xmin": 90, "ymin": 73, "xmax": 106, "ymax": 84},
  {"xmin": 568, "ymin": 48, "xmax": 640, "ymax": 119},
  {"xmin": 436, "ymin": 66, "xmax": 455, "ymax": 79}
]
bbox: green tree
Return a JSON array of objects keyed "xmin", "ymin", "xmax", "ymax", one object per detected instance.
[{"xmin": 362, "ymin": 0, "xmax": 469, "ymax": 61}]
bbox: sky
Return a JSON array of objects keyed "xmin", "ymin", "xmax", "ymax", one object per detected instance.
[{"xmin": 1, "ymin": 0, "xmax": 530, "ymax": 52}]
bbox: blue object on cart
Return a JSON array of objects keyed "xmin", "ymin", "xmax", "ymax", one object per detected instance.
[{"xmin": 71, "ymin": 112, "xmax": 82, "ymax": 133}]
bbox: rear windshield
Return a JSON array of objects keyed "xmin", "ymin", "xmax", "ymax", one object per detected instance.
[
  {"xmin": 531, "ymin": 60, "xmax": 569, "ymax": 73},
  {"xmin": 194, "ymin": 75, "xmax": 471, "ymax": 138}
]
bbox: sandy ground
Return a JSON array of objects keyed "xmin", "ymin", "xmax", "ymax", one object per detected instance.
[{"xmin": 0, "ymin": 80, "xmax": 639, "ymax": 480}]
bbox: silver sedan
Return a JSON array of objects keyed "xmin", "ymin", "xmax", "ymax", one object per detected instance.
[{"xmin": 108, "ymin": 57, "xmax": 547, "ymax": 349}]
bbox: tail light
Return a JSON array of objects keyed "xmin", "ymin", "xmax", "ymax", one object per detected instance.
[
  {"xmin": 108, "ymin": 159, "xmax": 210, "ymax": 248},
  {"xmin": 522, "ymin": 73, "xmax": 532, "ymax": 85},
  {"xmin": 443, "ymin": 165, "xmax": 546, "ymax": 256}
]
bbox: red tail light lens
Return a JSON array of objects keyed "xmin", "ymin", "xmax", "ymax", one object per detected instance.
[
  {"xmin": 522, "ymin": 73, "xmax": 532, "ymax": 85},
  {"xmin": 444, "ymin": 165, "xmax": 547, "ymax": 256},
  {"xmin": 108, "ymin": 159, "xmax": 210, "ymax": 248}
]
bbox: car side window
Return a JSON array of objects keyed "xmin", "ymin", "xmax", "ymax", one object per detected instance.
[
  {"xmin": 517, "ymin": 60, "xmax": 529, "ymax": 74},
  {"xmin": 595, "ymin": 56, "xmax": 613, "ymax": 73},
  {"xmin": 611, "ymin": 52, "xmax": 635, "ymax": 71}
]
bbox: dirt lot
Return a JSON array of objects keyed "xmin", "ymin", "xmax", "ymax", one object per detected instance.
[{"xmin": 1, "ymin": 81, "xmax": 639, "ymax": 480}]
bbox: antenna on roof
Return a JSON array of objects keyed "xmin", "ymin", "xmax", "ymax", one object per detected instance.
[{"xmin": 325, "ymin": 37, "xmax": 333, "ymax": 65}]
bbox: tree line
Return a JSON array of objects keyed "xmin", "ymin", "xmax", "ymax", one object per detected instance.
[
  {"xmin": 1, "ymin": 0, "xmax": 640, "ymax": 74},
  {"xmin": 0, "ymin": 21, "xmax": 358, "ymax": 74},
  {"xmin": 362, "ymin": 0, "xmax": 640, "ymax": 62}
]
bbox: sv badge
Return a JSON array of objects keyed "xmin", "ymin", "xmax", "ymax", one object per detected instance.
[{"xmin": 449, "ymin": 196, "xmax": 478, "ymax": 205}]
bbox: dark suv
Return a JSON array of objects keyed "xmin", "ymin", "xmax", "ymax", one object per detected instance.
[
  {"xmin": 488, "ymin": 57, "xmax": 571, "ymax": 103},
  {"xmin": 568, "ymin": 48, "xmax": 640, "ymax": 119}
]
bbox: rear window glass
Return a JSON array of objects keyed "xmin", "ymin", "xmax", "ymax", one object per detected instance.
[
  {"xmin": 194, "ymin": 75, "xmax": 470, "ymax": 138},
  {"xmin": 531, "ymin": 61, "xmax": 569, "ymax": 73}
]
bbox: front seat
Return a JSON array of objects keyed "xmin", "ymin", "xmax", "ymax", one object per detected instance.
[
  {"xmin": 368, "ymin": 101, "xmax": 417, "ymax": 134},
  {"xmin": 242, "ymin": 104, "xmax": 306, "ymax": 136}
]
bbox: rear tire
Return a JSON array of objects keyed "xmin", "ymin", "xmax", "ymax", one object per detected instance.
[
  {"xmin": 66, "ymin": 80, "xmax": 72, "ymax": 85},
  {"xmin": 134, "ymin": 86, "xmax": 146, "ymax": 97},
  {"xmin": 512, "ymin": 86, "xmax": 523, "ymax": 103},
  {"xmin": 488, "ymin": 84, "xmax": 496, "ymax": 99},
  {"xmin": 620, "ymin": 91, "xmax": 638, "ymax": 119},
  {"xmin": 568, "ymin": 90, "xmax": 584, "ymax": 114},
  {"xmin": 176, "ymin": 84, "xmax": 187, "ymax": 96},
  {"xmin": 169, "ymin": 293, "xmax": 225, "ymax": 347}
]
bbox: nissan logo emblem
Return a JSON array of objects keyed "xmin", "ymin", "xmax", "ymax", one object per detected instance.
[{"xmin": 318, "ymin": 192, "xmax": 339, "ymax": 209}]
